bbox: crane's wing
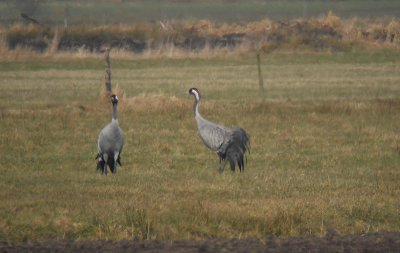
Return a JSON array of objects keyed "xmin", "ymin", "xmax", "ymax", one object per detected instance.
[{"xmin": 198, "ymin": 123, "xmax": 231, "ymax": 151}]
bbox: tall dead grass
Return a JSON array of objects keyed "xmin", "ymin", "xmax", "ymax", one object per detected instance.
[{"xmin": 1, "ymin": 13, "xmax": 400, "ymax": 60}]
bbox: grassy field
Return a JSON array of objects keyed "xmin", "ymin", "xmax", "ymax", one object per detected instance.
[
  {"xmin": 0, "ymin": 50, "xmax": 399, "ymax": 242},
  {"xmin": 1, "ymin": 0, "xmax": 400, "ymax": 25}
]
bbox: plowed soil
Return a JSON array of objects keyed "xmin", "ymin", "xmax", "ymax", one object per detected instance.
[{"xmin": 1, "ymin": 232, "xmax": 400, "ymax": 253}]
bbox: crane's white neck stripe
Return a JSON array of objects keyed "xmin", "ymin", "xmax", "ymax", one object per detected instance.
[{"xmin": 192, "ymin": 90, "xmax": 200, "ymax": 101}]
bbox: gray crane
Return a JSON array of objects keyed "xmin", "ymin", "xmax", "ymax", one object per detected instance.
[
  {"xmin": 95, "ymin": 94, "xmax": 124, "ymax": 174},
  {"xmin": 189, "ymin": 87, "xmax": 250, "ymax": 173}
]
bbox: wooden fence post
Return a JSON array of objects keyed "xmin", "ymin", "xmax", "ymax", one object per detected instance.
[
  {"xmin": 257, "ymin": 52, "xmax": 265, "ymax": 100},
  {"xmin": 104, "ymin": 48, "xmax": 112, "ymax": 96}
]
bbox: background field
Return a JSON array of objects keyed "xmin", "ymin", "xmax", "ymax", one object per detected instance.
[
  {"xmin": 0, "ymin": 50, "xmax": 399, "ymax": 242},
  {"xmin": 1, "ymin": 0, "xmax": 400, "ymax": 26}
]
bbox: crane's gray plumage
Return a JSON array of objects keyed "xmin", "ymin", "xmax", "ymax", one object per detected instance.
[
  {"xmin": 189, "ymin": 87, "xmax": 250, "ymax": 173},
  {"xmin": 96, "ymin": 94, "xmax": 124, "ymax": 174}
]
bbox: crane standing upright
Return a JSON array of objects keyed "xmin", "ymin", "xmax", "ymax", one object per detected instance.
[
  {"xmin": 189, "ymin": 87, "xmax": 250, "ymax": 173},
  {"xmin": 96, "ymin": 94, "xmax": 124, "ymax": 174}
]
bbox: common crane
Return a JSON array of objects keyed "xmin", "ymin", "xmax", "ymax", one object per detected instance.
[
  {"xmin": 96, "ymin": 94, "xmax": 124, "ymax": 174},
  {"xmin": 189, "ymin": 87, "xmax": 250, "ymax": 173}
]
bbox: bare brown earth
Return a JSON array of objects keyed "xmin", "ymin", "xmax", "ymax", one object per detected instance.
[{"xmin": 1, "ymin": 232, "xmax": 400, "ymax": 253}]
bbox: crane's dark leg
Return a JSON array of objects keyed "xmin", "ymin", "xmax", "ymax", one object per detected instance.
[
  {"xmin": 111, "ymin": 153, "xmax": 119, "ymax": 174},
  {"xmin": 217, "ymin": 151, "xmax": 226, "ymax": 173},
  {"xmin": 219, "ymin": 159, "xmax": 228, "ymax": 173},
  {"xmin": 103, "ymin": 154, "xmax": 109, "ymax": 175},
  {"xmin": 98, "ymin": 160, "xmax": 105, "ymax": 173},
  {"xmin": 238, "ymin": 155, "xmax": 244, "ymax": 173},
  {"xmin": 229, "ymin": 158, "xmax": 236, "ymax": 172}
]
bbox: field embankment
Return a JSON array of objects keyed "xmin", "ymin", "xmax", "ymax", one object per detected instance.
[{"xmin": 1, "ymin": 13, "xmax": 400, "ymax": 57}]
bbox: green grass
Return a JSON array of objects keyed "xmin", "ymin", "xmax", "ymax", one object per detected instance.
[
  {"xmin": 1, "ymin": 0, "xmax": 400, "ymax": 25},
  {"xmin": 0, "ymin": 51, "xmax": 399, "ymax": 242}
]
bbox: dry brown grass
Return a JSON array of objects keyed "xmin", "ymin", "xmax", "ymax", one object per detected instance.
[
  {"xmin": 1, "ymin": 14, "xmax": 400, "ymax": 60},
  {"xmin": 0, "ymin": 46, "xmax": 399, "ymax": 242}
]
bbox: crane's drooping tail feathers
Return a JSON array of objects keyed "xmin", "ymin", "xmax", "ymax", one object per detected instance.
[
  {"xmin": 218, "ymin": 127, "xmax": 250, "ymax": 172},
  {"xmin": 95, "ymin": 153, "xmax": 122, "ymax": 174}
]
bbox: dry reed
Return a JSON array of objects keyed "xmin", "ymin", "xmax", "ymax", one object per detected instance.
[{"xmin": 1, "ymin": 14, "xmax": 400, "ymax": 60}]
